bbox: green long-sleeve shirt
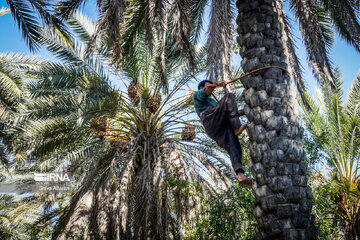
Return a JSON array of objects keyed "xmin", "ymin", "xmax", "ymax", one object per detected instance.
[{"xmin": 193, "ymin": 89, "xmax": 217, "ymax": 117}]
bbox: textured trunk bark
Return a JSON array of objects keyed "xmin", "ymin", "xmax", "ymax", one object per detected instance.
[
  {"xmin": 57, "ymin": 191, "xmax": 94, "ymax": 240},
  {"xmin": 236, "ymin": 0, "xmax": 318, "ymax": 239}
]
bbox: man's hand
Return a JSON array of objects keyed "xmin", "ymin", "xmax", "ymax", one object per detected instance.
[
  {"xmin": 203, "ymin": 81, "xmax": 226, "ymax": 95},
  {"xmin": 215, "ymin": 81, "xmax": 226, "ymax": 88},
  {"xmin": 204, "ymin": 84, "xmax": 217, "ymax": 95}
]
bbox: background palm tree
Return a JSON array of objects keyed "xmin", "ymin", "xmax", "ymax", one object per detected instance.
[
  {"xmin": 0, "ymin": 53, "xmax": 52, "ymax": 239},
  {"xmin": 300, "ymin": 70, "xmax": 360, "ymax": 239},
  {"xmin": 1, "ymin": 12, "xmax": 248, "ymax": 239}
]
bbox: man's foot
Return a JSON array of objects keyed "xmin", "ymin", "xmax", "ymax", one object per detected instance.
[
  {"xmin": 237, "ymin": 173, "xmax": 253, "ymax": 186},
  {"xmin": 238, "ymin": 109, "xmax": 245, "ymax": 116},
  {"xmin": 234, "ymin": 124, "xmax": 247, "ymax": 136}
]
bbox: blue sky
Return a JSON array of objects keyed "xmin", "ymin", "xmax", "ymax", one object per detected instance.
[{"xmin": 0, "ymin": 0, "xmax": 359, "ymax": 100}]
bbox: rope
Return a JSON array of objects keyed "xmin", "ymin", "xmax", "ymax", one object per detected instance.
[
  {"xmin": 159, "ymin": 88, "xmax": 195, "ymax": 97},
  {"xmin": 166, "ymin": 88, "xmax": 196, "ymax": 93},
  {"xmin": 162, "ymin": 87, "xmax": 221, "ymax": 103},
  {"xmin": 173, "ymin": 88, "xmax": 196, "ymax": 93},
  {"xmin": 225, "ymin": 65, "xmax": 289, "ymax": 85}
]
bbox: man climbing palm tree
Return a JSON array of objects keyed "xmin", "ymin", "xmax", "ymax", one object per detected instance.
[{"xmin": 194, "ymin": 80, "xmax": 252, "ymax": 186}]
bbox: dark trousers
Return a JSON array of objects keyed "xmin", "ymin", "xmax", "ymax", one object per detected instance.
[{"xmin": 200, "ymin": 93, "xmax": 245, "ymax": 174}]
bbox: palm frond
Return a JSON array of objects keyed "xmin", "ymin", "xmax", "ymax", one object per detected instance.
[
  {"xmin": 117, "ymin": 0, "xmax": 146, "ymax": 62},
  {"xmin": 27, "ymin": 0, "xmax": 72, "ymax": 44},
  {"xmin": 300, "ymin": 69, "xmax": 360, "ymax": 181},
  {"xmin": 317, "ymin": 5, "xmax": 336, "ymax": 49},
  {"xmin": 147, "ymin": 0, "xmax": 166, "ymax": 68},
  {"xmin": 347, "ymin": 72, "xmax": 360, "ymax": 115},
  {"xmin": 67, "ymin": 11, "xmax": 96, "ymax": 44},
  {"xmin": 0, "ymin": 53, "xmax": 45, "ymax": 72},
  {"xmin": 189, "ymin": 0, "xmax": 207, "ymax": 45},
  {"xmin": 170, "ymin": 0, "xmax": 195, "ymax": 68},
  {"xmin": 206, "ymin": 0, "xmax": 234, "ymax": 82},
  {"xmin": 290, "ymin": 0, "xmax": 335, "ymax": 87},
  {"xmin": 6, "ymin": 0, "xmax": 41, "ymax": 51},
  {"xmin": 39, "ymin": 27, "xmax": 85, "ymax": 64},
  {"xmin": 320, "ymin": 0, "xmax": 360, "ymax": 52},
  {"xmin": 6, "ymin": 0, "xmax": 71, "ymax": 52},
  {"xmin": 86, "ymin": 0, "xmax": 126, "ymax": 59},
  {"xmin": 0, "ymin": 62, "xmax": 23, "ymax": 108},
  {"xmin": 55, "ymin": 0, "xmax": 87, "ymax": 20},
  {"xmin": 277, "ymin": 3, "xmax": 311, "ymax": 110}
]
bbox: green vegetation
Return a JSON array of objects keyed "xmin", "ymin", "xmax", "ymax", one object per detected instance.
[
  {"xmin": 301, "ymin": 70, "xmax": 360, "ymax": 239},
  {"xmin": 186, "ymin": 185, "xmax": 256, "ymax": 240}
]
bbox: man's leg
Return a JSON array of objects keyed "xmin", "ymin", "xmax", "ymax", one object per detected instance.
[
  {"xmin": 221, "ymin": 93, "xmax": 243, "ymax": 132},
  {"xmin": 216, "ymin": 123, "xmax": 244, "ymax": 173},
  {"xmin": 201, "ymin": 94, "xmax": 252, "ymax": 185},
  {"xmin": 214, "ymin": 122, "xmax": 252, "ymax": 186},
  {"xmin": 201, "ymin": 93, "xmax": 241, "ymax": 137}
]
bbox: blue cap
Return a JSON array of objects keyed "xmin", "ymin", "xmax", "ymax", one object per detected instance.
[{"xmin": 198, "ymin": 80, "xmax": 213, "ymax": 90}]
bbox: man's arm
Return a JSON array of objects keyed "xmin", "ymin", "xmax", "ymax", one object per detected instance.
[{"xmin": 204, "ymin": 81, "xmax": 226, "ymax": 95}]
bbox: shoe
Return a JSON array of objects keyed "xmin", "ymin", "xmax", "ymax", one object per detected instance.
[
  {"xmin": 237, "ymin": 173, "xmax": 253, "ymax": 186},
  {"xmin": 234, "ymin": 124, "xmax": 247, "ymax": 136}
]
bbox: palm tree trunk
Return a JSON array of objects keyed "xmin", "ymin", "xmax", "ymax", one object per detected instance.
[{"xmin": 236, "ymin": 0, "xmax": 317, "ymax": 239}]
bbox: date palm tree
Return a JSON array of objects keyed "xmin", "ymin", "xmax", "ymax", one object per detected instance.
[
  {"xmin": 236, "ymin": 1, "xmax": 359, "ymax": 238},
  {"xmin": 300, "ymin": 70, "xmax": 360, "ymax": 239},
  {"xmin": 4, "ymin": 12, "xmax": 245, "ymax": 239},
  {"xmin": 0, "ymin": 52, "xmax": 53, "ymax": 239}
]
